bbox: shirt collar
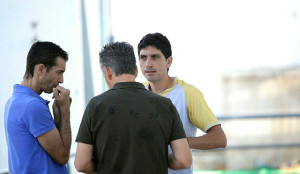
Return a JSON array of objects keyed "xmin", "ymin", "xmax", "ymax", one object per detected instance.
[
  {"xmin": 13, "ymin": 84, "xmax": 50, "ymax": 104},
  {"xmin": 145, "ymin": 77, "xmax": 178, "ymax": 95},
  {"xmin": 112, "ymin": 82, "xmax": 146, "ymax": 90}
]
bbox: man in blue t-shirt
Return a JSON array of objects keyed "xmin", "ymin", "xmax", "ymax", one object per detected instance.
[{"xmin": 4, "ymin": 41, "xmax": 72, "ymax": 174}]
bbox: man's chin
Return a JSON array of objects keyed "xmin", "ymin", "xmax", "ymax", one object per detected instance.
[
  {"xmin": 44, "ymin": 88, "xmax": 54, "ymax": 94},
  {"xmin": 145, "ymin": 77, "xmax": 158, "ymax": 83}
]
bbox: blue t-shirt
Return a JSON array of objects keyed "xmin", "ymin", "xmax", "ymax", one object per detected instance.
[{"xmin": 4, "ymin": 84, "xmax": 68, "ymax": 174}]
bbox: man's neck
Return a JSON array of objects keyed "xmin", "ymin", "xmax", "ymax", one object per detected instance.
[
  {"xmin": 20, "ymin": 78, "xmax": 42, "ymax": 95},
  {"xmin": 112, "ymin": 74, "xmax": 136, "ymax": 86},
  {"xmin": 149, "ymin": 76, "xmax": 174, "ymax": 94}
]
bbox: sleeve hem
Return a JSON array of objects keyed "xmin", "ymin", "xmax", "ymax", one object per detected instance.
[
  {"xmin": 33, "ymin": 123, "xmax": 56, "ymax": 137},
  {"xmin": 75, "ymin": 137, "xmax": 93, "ymax": 145},
  {"xmin": 204, "ymin": 122, "xmax": 221, "ymax": 133}
]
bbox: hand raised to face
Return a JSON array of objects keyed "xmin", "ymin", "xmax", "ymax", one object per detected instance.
[{"xmin": 52, "ymin": 86, "xmax": 72, "ymax": 109}]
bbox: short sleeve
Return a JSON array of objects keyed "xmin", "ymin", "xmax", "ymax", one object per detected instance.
[
  {"xmin": 24, "ymin": 100, "xmax": 55, "ymax": 138},
  {"xmin": 169, "ymin": 102, "xmax": 187, "ymax": 142},
  {"xmin": 76, "ymin": 101, "xmax": 93, "ymax": 144},
  {"xmin": 184, "ymin": 85, "xmax": 220, "ymax": 132}
]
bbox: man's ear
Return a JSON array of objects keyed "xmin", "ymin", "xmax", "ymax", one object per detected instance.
[
  {"xmin": 135, "ymin": 66, "xmax": 138, "ymax": 79},
  {"xmin": 35, "ymin": 64, "xmax": 47, "ymax": 77},
  {"xmin": 166, "ymin": 56, "xmax": 173, "ymax": 69},
  {"xmin": 104, "ymin": 66, "xmax": 113, "ymax": 80}
]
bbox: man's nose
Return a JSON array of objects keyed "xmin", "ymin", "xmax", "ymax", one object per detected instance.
[
  {"xmin": 58, "ymin": 75, "xmax": 64, "ymax": 83},
  {"xmin": 145, "ymin": 58, "xmax": 153, "ymax": 67}
]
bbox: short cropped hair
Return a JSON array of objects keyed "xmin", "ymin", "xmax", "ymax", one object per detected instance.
[
  {"xmin": 137, "ymin": 33, "xmax": 172, "ymax": 60},
  {"xmin": 99, "ymin": 42, "xmax": 136, "ymax": 76},
  {"xmin": 24, "ymin": 41, "xmax": 68, "ymax": 78}
]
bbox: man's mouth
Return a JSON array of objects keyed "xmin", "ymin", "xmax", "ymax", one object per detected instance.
[{"xmin": 145, "ymin": 69, "xmax": 156, "ymax": 74}]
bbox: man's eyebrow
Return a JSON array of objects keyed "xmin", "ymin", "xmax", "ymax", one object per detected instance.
[{"xmin": 57, "ymin": 69, "xmax": 65, "ymax": 72}]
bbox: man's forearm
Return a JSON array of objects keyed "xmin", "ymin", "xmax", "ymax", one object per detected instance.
[
  {"xmin": 59, "ymin": 106, "xmax": 71, "ymax": 157},
  {"xmin": 53, "ymin": 102, "xmax": 62, "ymax": 130},
  {"xmin": 188, "ymin": 125, "xmax": 227, "ymax": 149},
  {"xmin": 74, "ymin": 143, "xmax": 96, "ymax": 173},
  {"xmin": 54, "ymin": 113, "xmax": 61, "ymax": 130},
  {"xmin": 168, "ymin": 155, "xmax": 187, "ymax": 170},
  {"xmin": 168, "ymin": 138, "xmax": 192, "ymax": 170},
  {"xmin": 78, "ymin": 162, "xmax": 95, "ymax": 174}
]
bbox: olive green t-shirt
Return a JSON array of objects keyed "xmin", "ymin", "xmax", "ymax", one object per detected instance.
[{"xmin": 76, "ymin": 82, "xmax": 186, "ymax": 174}]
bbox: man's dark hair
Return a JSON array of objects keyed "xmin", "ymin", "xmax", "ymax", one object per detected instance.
[
  {"xmin": 137, "ymin": 33, "xmax": 172, "ymax": 60},
  {"xmin": 24, "ymin": 41, "xmax": 68, "ymax": 79},
  {"xmin": 99, "ymin": 41, "xmax": 136, "ymax": 76}
]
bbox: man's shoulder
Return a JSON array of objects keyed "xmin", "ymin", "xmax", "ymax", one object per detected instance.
[
  {"xmin": 88, "ymin": 92, "xmax": 107, "ymax": 106},
  {"xmin": 175, "ymin": 78, "xmax": 202, "ymax": 95},
  {"xmin": 21, "ymin": 99, "xmax": 50, "ymax": 117},
  {"xmin": 148, "ymin": 91, "xmax": 173, "ymax": 106},
  {"xmin": 88, "ymin": 84, "xmax": 172, "ymax": 103},
  {"xmin": 8, "ymin": 94, "xmax": 46, "ymax": 110},
  {"xmin": 175, "ymin": 78, "xmax": 196, "ymax": 89},
  {"xmin": 88, "ymin": 89, "xmax": 123, "ymax": 106}
]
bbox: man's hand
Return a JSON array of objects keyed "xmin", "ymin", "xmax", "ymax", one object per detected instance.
[
  {"xmin": 52, "ymin": 86, "xmax": 72, "ymax": 109},
  {"xmin": 52, "ymin": 86, "xmax": 71, "ymax": 130}
]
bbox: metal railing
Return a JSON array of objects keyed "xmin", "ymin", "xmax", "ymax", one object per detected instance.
[
  {"xmin": 211, "ymin": 113, "xmax": 300, "ymax": 150},
  {"xmin": 217, "ymin": 113, "xmax": 300, "ymax": 120}
]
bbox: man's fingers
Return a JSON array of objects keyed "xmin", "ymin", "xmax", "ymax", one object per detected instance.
[
  {"xmin": 52, "ymin": 91, "xmax": 55, "ymax": 99},
  {"xmin": 53, "ymin": 86, "xmax": 71, "ymax": 108},
  {"xmin": 53, "ymin": 88, "xmax": 59, "ymax": 98},
  {"xmin": 55, "ymin": 86, "xmax": 65, "ymax": 93},
  {"xmin": 55, "ymin": 86, "xmax": 70, "ymax": 96}
]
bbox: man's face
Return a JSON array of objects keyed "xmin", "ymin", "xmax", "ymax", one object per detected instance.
[
  {"xmin": 139, "ymin": 46, "xmax": 171, "ymax": 83},
  {"xmin": 41, "ymin": 57, "xmax": 66, "ymax": 93}
]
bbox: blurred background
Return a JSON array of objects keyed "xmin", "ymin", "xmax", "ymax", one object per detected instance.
[{"xmin": 1, "ymin": 0, "xmax": 300, "ymax": 173}]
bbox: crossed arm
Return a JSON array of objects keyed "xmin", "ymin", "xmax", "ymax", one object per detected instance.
[
  {"xmin": 37, "ymin": 105, "xmax": 71, "ymax": 164},
  {"xmin": 37, "ymin": 86, "xmax": 72, "ymax": 165}
]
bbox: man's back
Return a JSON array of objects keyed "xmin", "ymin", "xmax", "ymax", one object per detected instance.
[{"xmin": 76, "ymin": 82, "xmax": 186, "ymax": 174}]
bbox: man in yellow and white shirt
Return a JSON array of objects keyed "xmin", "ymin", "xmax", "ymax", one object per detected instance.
[{"xmin": 138, "ymin": 33, "xmax": 227, "ymax": 174}]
